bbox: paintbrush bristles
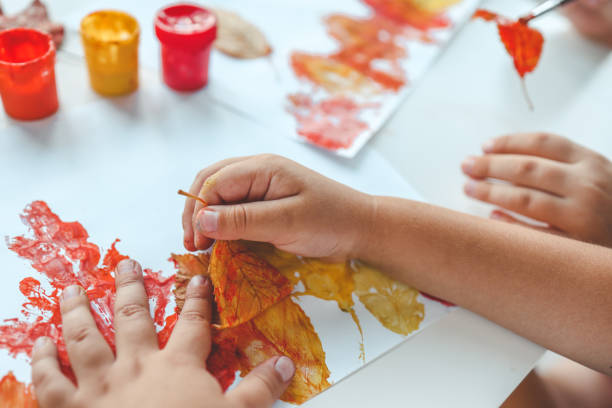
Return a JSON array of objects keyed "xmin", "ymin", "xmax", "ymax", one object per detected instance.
[{"xmin": 177, "ymin": 189, "xmax": 208, "ymax": 207}]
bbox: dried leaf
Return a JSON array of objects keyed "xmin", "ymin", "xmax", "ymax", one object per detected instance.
[
  {"xmin": 0, "ymin": 0, "xmax": 64, "ymax": 46},
  {"xmin": 214, "ymin": 297, "xmax": 331, "ymax": 404},
  {"xmin": 213, "ymin": 8, "xmax": 271, "ymax": 59},
  {"xmin": 351, "ymin": 261, "xmax": 424, "ymax": 335},
  {"xmin": 209, "ymin": 241, "xmax": 292, "ymax": 328},
  {"xmin": 170, "ymin": 253, "xmax": 210, "ymax": 311}
]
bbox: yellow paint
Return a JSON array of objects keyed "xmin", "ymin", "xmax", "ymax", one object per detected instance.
[
  {"xmin": 80, "ymin": 10, "xmax": 140, "ymax": 96},
  {"xmin": 351, "ymin": 260, "xmax": 424, "ymax": 336}
]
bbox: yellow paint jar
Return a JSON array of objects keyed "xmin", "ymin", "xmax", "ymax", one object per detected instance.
[{"xmin": 80, "ymin": 10, "xmax": 140, "ymax": 96}]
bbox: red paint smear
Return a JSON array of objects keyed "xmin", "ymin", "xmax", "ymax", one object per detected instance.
[
  {"xmin": 420, "ymin": 292, "xmax": 455, "ymax": 307},
  {"xmin": 0, "ymin": 372, "xmax": 36, "ymax": 408},
  {"xmin": 0, "ymin": 201, "xmax": 175, "ymax": 384},
  {"xmin": 473, "ymin": 9, "xmax": 544, "ymax": 78},
  {"xmin": 288, "ymin": 93, "xmax": 377, "ymax": 150}
]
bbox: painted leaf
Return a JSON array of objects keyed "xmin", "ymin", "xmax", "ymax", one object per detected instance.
[
  {"xmin": 208, "ymin": 240, "xmax": 292, "ymax": 328},
  {"xmin": 0, "ymin": 372, "xmax": 37, "ymax": 408},
  {"xmin": 473, "ymin": 9, "xmax": 544, "ymax": 78},
  {"xmin": 214, "ymin": 297, "xmax": 331, "ymax": 404},
  {"xmin": 351, "ymin": 261, "xmax": 424, "ymax": 335}
]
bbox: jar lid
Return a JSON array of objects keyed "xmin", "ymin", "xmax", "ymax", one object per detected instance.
[
  {"xmin": 154, "ymin": 4, "xmax": 217, "ymax": 49},
  {"xmin": 0, "ymin": 28, "xmax": 55, "ymax": 67}
]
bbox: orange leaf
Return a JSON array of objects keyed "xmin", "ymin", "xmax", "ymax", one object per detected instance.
[
  {"xmin": 0, "ymin": 372, "xmax": 37, "ymax": 408},
  {"xmin": 209, "ymin": 241, "xmax": 292, "ymax": 328}
]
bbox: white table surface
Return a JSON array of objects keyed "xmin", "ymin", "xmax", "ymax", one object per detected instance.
[{"xmin": 2, "ymin": 0, "xmax": 610, "ymax": 406}]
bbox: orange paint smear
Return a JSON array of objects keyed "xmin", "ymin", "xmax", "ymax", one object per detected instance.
[
  {"xmin": 289, "ymin": 0, "xmax": 460, "ymax": 150},
  {"xmin": 364, "ymin": 0, "xmax": 452, "ymax": 30},
  {"xmin": 288, "ymin": 93, "xmax": 377, "ymax": 150},
  {"xmin": 0, "ymin": 372, "xmax": 36, "ymax": 408},
  {"xmin": 472, "ymin": 9, "xmax": 544, "ymax": 78}
]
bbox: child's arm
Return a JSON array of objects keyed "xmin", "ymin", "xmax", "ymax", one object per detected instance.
[
  {"xmin": 462, "ymin": 133, "xmax": 612, "ymax": 248},
  {"xmin": 31, "ymin": 259, "xmax": 294, "ymax": 408},
  {"xmin": 183, "ymin": 155, "xmax": 612, "ymax": 375}
]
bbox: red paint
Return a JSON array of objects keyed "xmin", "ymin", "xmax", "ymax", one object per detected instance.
[
  {"xmin": 0, "ymin": 28, "xmax": 59, "ymax": 120},
  {"xmin": 0, "ymin": 372, "xmax": 36, "ymax": 407},
  {"xmin": 287, "ymin": 93, "xmax": 376, "ymax": 150},
  {"xmin": 473, "ymin": 9, "xmax": 544, "ymax": 78},
  {"xmin": 1, "ymin": 201, "xmax": 175, "ymax": 383},
  {"xmin": 154, "ymin": 4, "xmax": 217, "ymax": 91},
  {"xmin": 420, "ymin": 292, "xmax": 455, "ymax": 307}
]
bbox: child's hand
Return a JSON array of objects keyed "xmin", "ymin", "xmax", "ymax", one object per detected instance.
[
  {"xmin": 462, "ymin": 133, "xmax": 612, "ymax": 248},
  {"xmin": 182, "ymin": 154, "xmax": 373, "ymax": 260},
  {"xmin": 31, "ymin": 259, "xmax": 294, "ymax": 408},
  {"xmin": 563, "ymin": 0, "xmax": 612, "ymax": 47}
]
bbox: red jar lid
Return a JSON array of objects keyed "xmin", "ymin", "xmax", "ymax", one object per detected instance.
[{"xmin": 154, "ymin": 3, "xmax": 217, "ymax": 49}]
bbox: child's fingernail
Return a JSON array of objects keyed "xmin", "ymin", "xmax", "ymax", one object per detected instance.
[
  {"xmin": 62, "ymin": 285, "xmax": 82, "ymax": 301},
  {"xmin": 117, "ymin": 259, "xmax": 139, "ymax": 276},
  {"xmin": 461, "ymin": 157, "xmax": 476, "ymax": 174},
  {"xmin": 33, "ymin": 336, "xmax": 50, "ymax": 351},
  {"xmin": 464, "ymin": 180, "xmax": 478, "ymax": 196},
  {"xmin": 274, "ymin": 356, "xmax": 295, "ymax": 382},
  {"xmin": 490, "ymin": 211, "xmax": 503, "ymax": 220},
  {"xmin": 196, "ymin": 210, "xmax": 218, "ymax": 233},
  {"xmin": 482, "ymin": 139, "xmax": 495, "ymax": 153},
  {"xmin": 188, "ymin": 275, "xmax": 211, "ymax": 295}
]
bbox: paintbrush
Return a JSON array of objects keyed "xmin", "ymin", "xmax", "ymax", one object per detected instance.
[
  {"xmin": 178, "ymin": 189, "xmax": 208, "ymax": 207},
  {"xmin": 519, "ymin": 0, "xmax": 577, "ymax": 24}
]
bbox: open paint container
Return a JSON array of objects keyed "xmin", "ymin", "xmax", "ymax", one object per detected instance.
[
  {"xmin": 81, "ymin": 10, "xmax": 140, "ymax": 96},
  {"xmin": 0, "ymin": 28, "xmax": 59, "ymax": 120},
  {"xmin": 155, "ymin": 4, "xmax": 217, "ymax": 91}
]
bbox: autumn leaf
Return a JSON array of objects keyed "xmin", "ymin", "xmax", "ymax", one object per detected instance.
[
  {"xmin": 208, "ymin": 241, "xmax": 292, "ymax": 328},
  {"xmin": 350, "ymin": 261, "xmax": 424, "ymax": 336},
  {"xmin": 213, "ymin": 297, "xmax": 331, "ymax": 404},
  {"xmin": 170, "ymin": 253, "xmax": 211, "ymax": 311}
]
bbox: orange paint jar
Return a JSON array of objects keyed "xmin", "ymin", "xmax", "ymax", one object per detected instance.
[
  {"xmin": 80, "ymin": 10, "xmax": 140, "ymax": 96},
  {"xmin": 0, "ymin": 28, "xmax": 59, "ymax": 120}
]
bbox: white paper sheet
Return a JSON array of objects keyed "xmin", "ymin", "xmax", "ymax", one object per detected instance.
[
  {"xmin": 61, "ymin": 0, "xmax": 479, "ymax": 158},
  {"xmin": 0, "ymin": 68, "xmax": 450, "ymax": 406}
]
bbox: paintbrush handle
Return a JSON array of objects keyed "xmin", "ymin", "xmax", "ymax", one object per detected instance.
[{"xmin": 521, "ymin": 0, "xmax": 577, "ymax": 23}]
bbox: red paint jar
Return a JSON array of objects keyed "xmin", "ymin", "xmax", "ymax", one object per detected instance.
[
  {"xmin": 154, "ymin": 4, "xmax": 217, "ymax": 91},
  {"xmin": 0, "ymin": 28, "xmax": 59, "ymax": 120}
]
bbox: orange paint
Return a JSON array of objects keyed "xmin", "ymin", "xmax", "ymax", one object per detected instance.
[
  {"xmin": 0, "ymin": 372, "xmax": 36, "ymax": 408},
  {"xmin": 0, "ymin": 28, "xmax": 59, "ymax": 121},
  {"xmin": 473, "ymin": 9, "xmax": 544, "ymax": 78},
  {"xmin": 289, "ymin": 0, "xmax": 461, "ymax": 150}
]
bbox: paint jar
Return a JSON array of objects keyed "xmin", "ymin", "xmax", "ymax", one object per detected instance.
[
  {"xmin": 80, "ymin": 10, "xmax": 140, "ymax": 96},
  {"xmin": 154, "ymin": 4, "xmax": 217, "ymax": 91},
  {"xmin": 0, "ymin": 28, "xmax": 59, "ymax": 120}
]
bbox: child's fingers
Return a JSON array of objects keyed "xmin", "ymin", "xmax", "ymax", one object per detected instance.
[
  {"xmin": 462, "ymin": 154, "xmax": 570, "ymax": 196},
  {"xmin": 164, "ymin": 275, "xmax": 212, "ymax": 364},
  {"xmin": 113, "ymin": 260, "xmax": 158, "ymax": 358},
  {"xmin": 464, "ymin": 180, "xmax": 566, "ymax": 226},
  {"xmin": 31, "ymin": 337, "xmax": 76, "ymax": 408},
  {"xmin": 228, "ymin": 356, "xmax": 295, "ymax": 408},
  {"xmin": 60, "ymin": 285, "xmax": 114, "ymax": 385},
  {"xmin": 482, "ymin": 133, "xmax": 590, "ymax": 163},
  {"xmin": 182, "ymin": 156, "xmax": 250, "ymax": 251},
  {"xmin": 194, "ymin": 198, "xmax": 299, "ymax": 244},
  {"xmin": 490, "ymin": 210, "xmax": 566, "ymax": 236}
]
